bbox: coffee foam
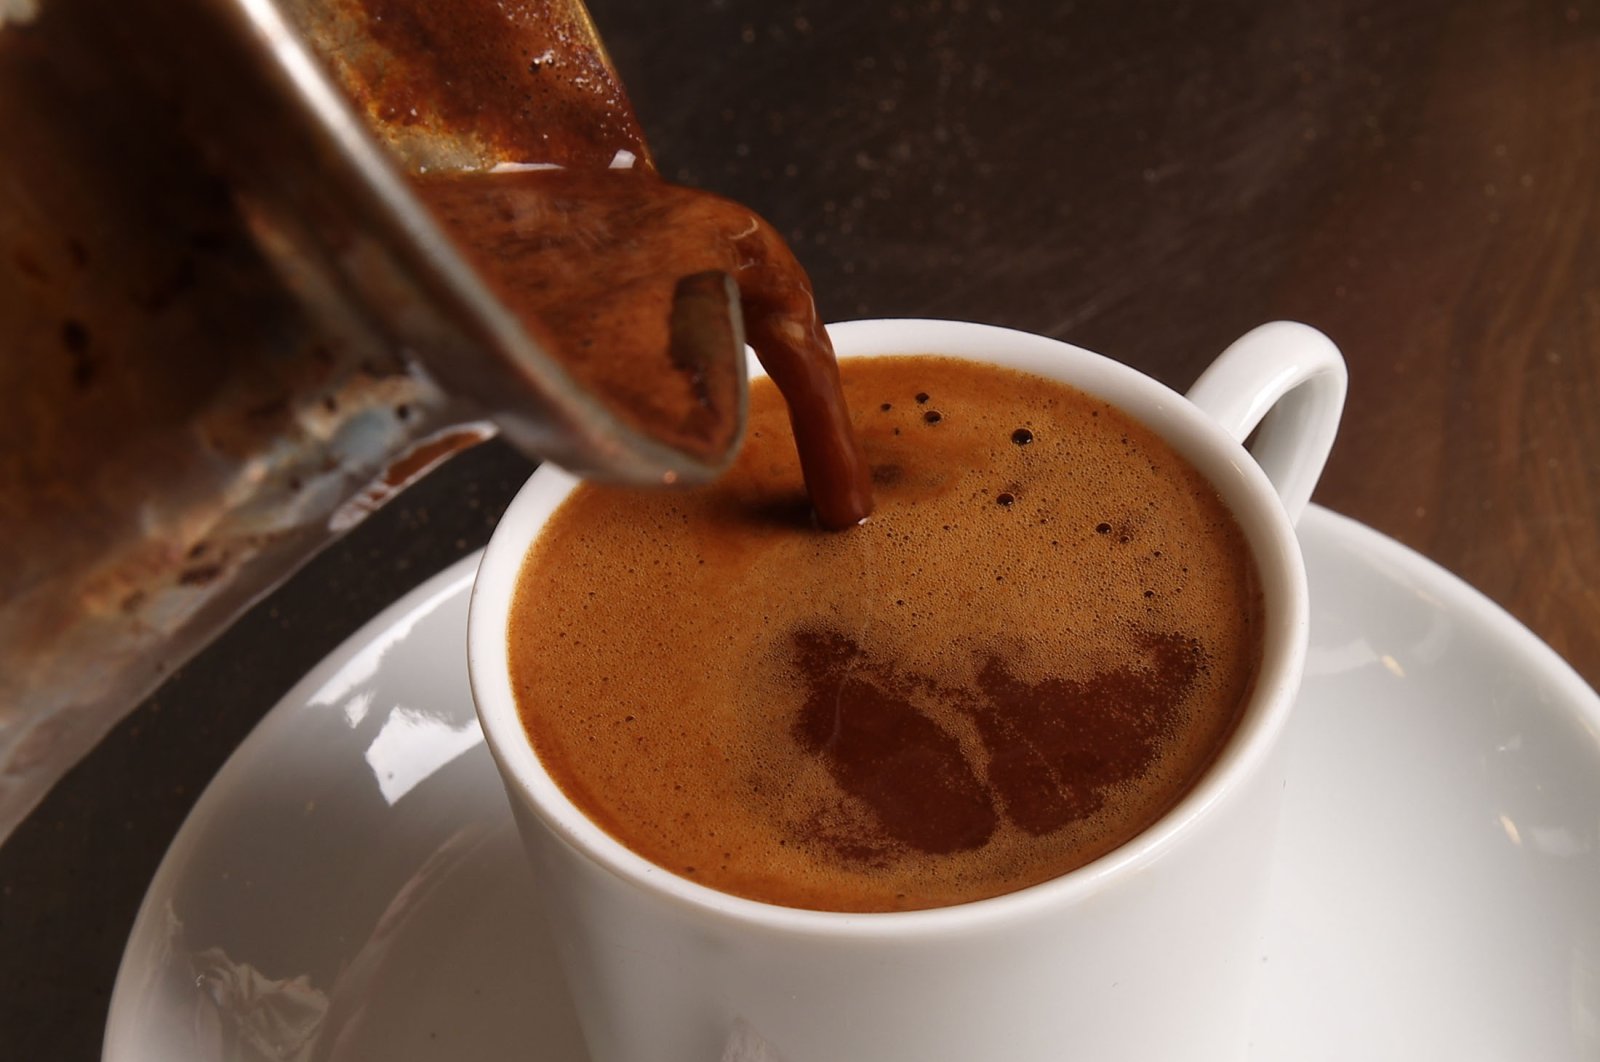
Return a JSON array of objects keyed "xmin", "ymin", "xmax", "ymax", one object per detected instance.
[{"xmin": 509, "ymin": 356, "xmax": 1262, "ymax": 912}]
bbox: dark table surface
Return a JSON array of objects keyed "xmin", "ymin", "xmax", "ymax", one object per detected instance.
[{"xmin": 4, "ymin": 1, "xmax": 1598, "ymax": 1057}]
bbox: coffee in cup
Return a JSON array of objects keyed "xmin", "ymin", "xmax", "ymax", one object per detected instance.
[{"xmin": 507, "ymin": 354, "xmax": 1262, "ymax": 911}]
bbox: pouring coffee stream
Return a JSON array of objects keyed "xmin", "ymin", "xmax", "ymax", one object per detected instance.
[
  {"xmin": 334, "ymin": 0, "xmax": 874, "ymax": 523},
  {"xmin": 413, "ymin": 167, "xmax": 876, "ymax": 529}
]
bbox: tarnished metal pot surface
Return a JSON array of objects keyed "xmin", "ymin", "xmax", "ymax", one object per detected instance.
[{"xmin": 0, "ymin": 0, "xmax": 691, "ymax": 840}]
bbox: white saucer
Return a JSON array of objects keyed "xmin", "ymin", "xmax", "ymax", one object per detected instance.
[{"xmin": 104, "ymin": 506, "xmax": 1600, "ymax": 1062}]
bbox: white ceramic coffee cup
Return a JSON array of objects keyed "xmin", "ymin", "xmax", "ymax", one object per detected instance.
[{"xmin": 469, "ymin": 319, "xmax": 1346, "ymax": 1062}]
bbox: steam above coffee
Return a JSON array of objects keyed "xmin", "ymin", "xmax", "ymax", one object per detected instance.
[{"xmin": 509, "ymin": 358, "xmax": 1263, "ymax": 912}]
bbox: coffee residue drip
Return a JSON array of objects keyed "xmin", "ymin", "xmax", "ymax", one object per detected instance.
[{"xmin": 413, "ymin": 168, "xmax": 874, "ymax": 528}]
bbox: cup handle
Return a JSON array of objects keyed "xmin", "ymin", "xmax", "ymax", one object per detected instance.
[{"xmin": 1184, "ymin": 321, "xmax": 1347, "ymax": 526}]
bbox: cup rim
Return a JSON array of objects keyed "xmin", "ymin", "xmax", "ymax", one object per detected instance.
[{"xmin": 468, "ymin": 317, "xmax": 1309, "ymax": 938}]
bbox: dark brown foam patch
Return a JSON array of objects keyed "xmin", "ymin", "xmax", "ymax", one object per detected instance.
[
  {"xmin": 791, "ymin": 625, "xmax": 997, "ymax": 856},
  {"xmin": 968, "ymin": 633, "xmax": 1203, "ymax": 836}
]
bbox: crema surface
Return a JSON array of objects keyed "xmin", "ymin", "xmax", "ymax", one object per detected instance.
[{"xmin": 509, "ymin": 357, "xmax": 1262, "ymax": 912}]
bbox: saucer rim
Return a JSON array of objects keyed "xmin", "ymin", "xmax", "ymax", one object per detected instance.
[{"xmin": 101, "ymin": 503, "xmax": 1600, "ymax": 1060}]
